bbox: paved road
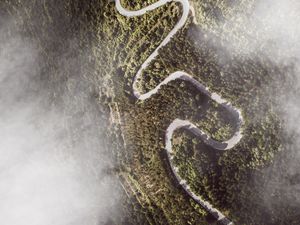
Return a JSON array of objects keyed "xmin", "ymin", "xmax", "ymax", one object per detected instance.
[{"xmin": 115, "ymin": 1, "xmax": 244, "ymax": 224}]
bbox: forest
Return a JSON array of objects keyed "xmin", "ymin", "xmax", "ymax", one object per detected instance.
[{"xmin": 2, "ymin": 0, "xmax": 299, "ymax": 224}]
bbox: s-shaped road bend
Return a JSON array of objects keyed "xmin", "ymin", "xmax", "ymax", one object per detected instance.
[{"xmin": 115, "ymin": 0, "xmax": 244, "ymax": 224}]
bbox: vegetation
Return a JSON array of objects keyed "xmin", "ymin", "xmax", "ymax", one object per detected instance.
[{"xmin": 3, "ymin": 0, "xmax": 299, "ymax": 224}]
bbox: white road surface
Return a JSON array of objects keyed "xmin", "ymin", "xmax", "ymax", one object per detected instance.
[{"xmin": 115, "ymin": 1, "xmax": 244, "ymax": 224}]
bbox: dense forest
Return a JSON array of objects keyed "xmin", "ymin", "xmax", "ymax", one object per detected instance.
[{"xmin": 2, "ymin": 0, "xmax": 299, "ymax": 224}]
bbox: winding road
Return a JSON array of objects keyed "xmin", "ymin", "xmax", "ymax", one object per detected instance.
[{"xmin": 115, "ymin": 0, "xmax": 244, "ymax": 224}]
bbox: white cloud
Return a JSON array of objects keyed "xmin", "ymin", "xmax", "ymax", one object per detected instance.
[{"xmin": 0, "ymin": 19, "xmax": 121, "ymax": 225}]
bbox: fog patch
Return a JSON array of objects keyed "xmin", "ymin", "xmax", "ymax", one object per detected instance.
[
  {"xmin": 189, "ymin": 0, "xmax": 300, "ymax": 220},
  {"xmin": 220, "ymin": 0, "xmax": 300, "ymax": 216},
  {"xmin": 0, "ymin": 18, "xmax": 121, "ymax": 225}
]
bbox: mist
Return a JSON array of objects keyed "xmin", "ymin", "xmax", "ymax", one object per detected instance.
[
  {"xmin": 196, "ymin": 0, "xmax": 300, "ymax": 218},
  {"xmin": 237, "ymin": 0, "xmax": 300, "ymax": 206},
  {"xmin": 2, "ymin": 0, "xmax": 300, "ymax": 224},
  {"xmin": 0, "ymin": 15, "xmax": 121, "ymax": 225},
  {"xmin": 210, "ymin": 0, "xmax": 300, "ymax": 60}
]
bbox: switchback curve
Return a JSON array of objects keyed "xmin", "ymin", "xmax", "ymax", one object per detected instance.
[{"xmin": 115, "ymin": 0, "xmax": 244, "ymax": 224}]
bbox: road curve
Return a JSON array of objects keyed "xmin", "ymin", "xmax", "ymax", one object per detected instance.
[{"xmin": 115, "ymin": 0, "xmax": 244, "ymax": 224}]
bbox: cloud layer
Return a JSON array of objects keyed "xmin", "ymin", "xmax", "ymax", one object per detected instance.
[{"xmin": 0, "ymin": 16, "xmax": 121, "ymax": 225}]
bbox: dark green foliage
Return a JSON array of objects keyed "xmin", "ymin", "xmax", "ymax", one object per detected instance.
[{"xmin": 4, "ymin": 0, "xmax": 296, "ymax": 224}]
